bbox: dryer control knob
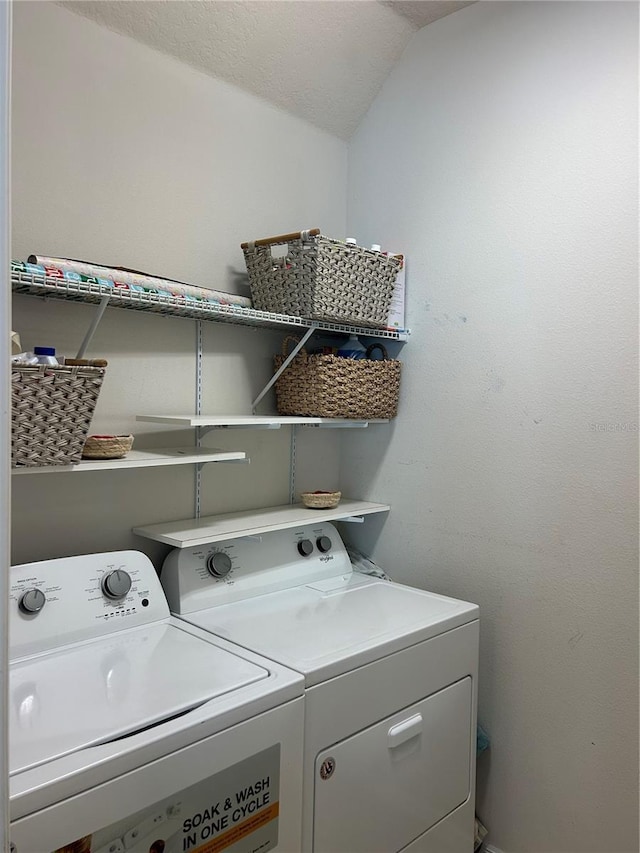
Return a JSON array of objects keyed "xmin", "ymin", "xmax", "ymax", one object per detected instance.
[
  {"xmin": 316, "ymin": 536, "xmax": 332, "ymax": 553},
  {"xmin": 102, "ymin": 569, "xmax": 132, "ymax": 600},
  {"xmin": 297, "ymin": 539, "xmax": 314, "ymax": 557},
  {"xmin": 19, "ymin": 588, "xmax": 46, "ymax": 614},
  {"xmin": 207, "ymin": 552, "xmax": 232, "ymax": 578}
]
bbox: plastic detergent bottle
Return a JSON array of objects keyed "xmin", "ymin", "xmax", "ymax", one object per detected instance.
[
  {"xmin": 33, "ymin": 346, "xmax": 58, "ymax": 366},
  {"xmin": 337, "ymin": 335, "xmax": 367, "ymax": 359}
]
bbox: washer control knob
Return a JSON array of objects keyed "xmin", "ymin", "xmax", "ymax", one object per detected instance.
[
  {"xmin": 317, "ymin": 536, "xmax": 332, "ymax": 553},
  {"xmin": 297, "ymin": 539, "xmax": 314, "ymax": 557},
  {"xmin": 19, "ymin": 588, "xmax": 46, "ymax": 614},
  {"xmin": 207, "ymin": 552, "xmax": 232, "ymax": 578},
  {"xmin": 102, "ymin": 570, "xmax": 132, "ymax": 600}
]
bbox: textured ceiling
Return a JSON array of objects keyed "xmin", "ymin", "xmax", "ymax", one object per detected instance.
[
  {"xmin": 383, "ymin": 0, "xmax": 474, "ymax": 29},
  {"xmin": 59, "ymin": 1, "xmax": 473, "ymax": 139}
]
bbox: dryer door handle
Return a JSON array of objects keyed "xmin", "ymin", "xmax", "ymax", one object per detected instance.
[{"xmin": 388, "ymin": 713, "xmax": 423, "ymax": 748}]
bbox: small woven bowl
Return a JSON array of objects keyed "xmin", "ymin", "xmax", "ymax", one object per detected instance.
[
  {"xmin": 301, "ymin": 490, "xmax": 341, "ymax": 509},
  {"xmin": 82, "ymin": 434, "xmax": 134, "ymax": 460}
]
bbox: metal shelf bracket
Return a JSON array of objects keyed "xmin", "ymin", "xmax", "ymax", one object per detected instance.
[
  {"xmin": 75, "ymin": 295, "xmax": 110, "ymax": 359},
  {"xmin": 251, "ymin": 326, "xmax": 316, "ymax": 413}
]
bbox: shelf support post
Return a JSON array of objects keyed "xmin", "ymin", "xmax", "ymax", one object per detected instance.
[
  {"xmin": 251, "ymin": 326, "xmax": 315, "ymax": 413},
  {"xmin": 194, "ymin": 320, "xmax": 203, "ymax": 519},
  {"xmin": 289, "ymin": 424, "xmax": 297, "ymax": 505},
  {"xmin": 75, "ymin": 295, "xmax": 110, "ymax": 359}
]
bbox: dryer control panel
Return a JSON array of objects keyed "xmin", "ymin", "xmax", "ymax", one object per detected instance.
[
  {"xmin": 162, "ymin": 523, "xmax": 353, "ymax": 614},
  {"xmin": 10, "ymin": 550, "xmax": 169, "ymax": 661}
]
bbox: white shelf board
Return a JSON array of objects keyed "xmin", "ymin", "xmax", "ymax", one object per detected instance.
[
  {"xmin": 136, "ymin": 414, "xmax": 388, "ymax": 428},
  {"xmin": 12, "ymin": 446, "xmax": 246, "ymax": 474},
  {"xmin": 133, "ymin": 499, "xmax": 390, "ymax": 547}
]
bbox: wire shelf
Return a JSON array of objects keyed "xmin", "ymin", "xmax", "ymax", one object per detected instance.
[{"xmin": 12, "ymin": 267, "xmax": 410, "ymax": 341}]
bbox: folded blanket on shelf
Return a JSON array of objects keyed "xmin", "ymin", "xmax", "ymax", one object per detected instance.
[{"xmin": 25, "ymin": 254, "xmax": 252, "ymax": 308}]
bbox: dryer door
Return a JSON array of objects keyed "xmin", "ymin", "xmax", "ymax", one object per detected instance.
[{"xmin": 313, "ymin": 677, "xmax": 473, "ymax": 853}]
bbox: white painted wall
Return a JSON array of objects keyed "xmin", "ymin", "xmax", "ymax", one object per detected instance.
[
  {"xmin": 344, "ymin": 2, "xmax": 639, "ymax": 852},
  {"xmin": 11, "ymin": 1, "xmax": 346, "ymax": 565}
]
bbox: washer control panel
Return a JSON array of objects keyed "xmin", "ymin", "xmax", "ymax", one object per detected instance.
[
  {"xmin": 207, "ymin": 551, "xmax": 233, "ymax": 578},
  {"xmin": 162, "ymin": 523, "xmax": 352, "ymax": 614},
  {"xmin": 101, "ymin": 568, "xmax": 133, "ymax": 600},
  {"xmin": 10, "ymin": 550, "xmax": 169, "ymax": 661},
  {"xmin": 19, "ymin": 588, "xmax": 47, "ymax": 614}
]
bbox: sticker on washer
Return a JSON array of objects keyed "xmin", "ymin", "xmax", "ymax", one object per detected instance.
[{"xmin": 50, "ymin": 745, "xmax": 280, "ymax": 853}]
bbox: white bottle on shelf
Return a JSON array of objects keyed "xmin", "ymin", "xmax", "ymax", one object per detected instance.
[
  {"xmin": 337, "ymin": 335, "xmax": 367, "ymax": 359},
  {"xmin": 33, "ymin": 346, "xmax": 59, "ymax": 366}
]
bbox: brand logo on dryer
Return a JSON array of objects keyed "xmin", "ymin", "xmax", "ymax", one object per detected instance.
[{"xmin": 319, "ymin": 757, "xmax": 336, "ymax": 780}]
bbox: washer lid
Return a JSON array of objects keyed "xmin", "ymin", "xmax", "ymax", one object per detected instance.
[
  {"xmin": 186, "ymin": 576, "xmax": 479, "ymax": 686},
  {"xmin": 10, "ymin": 622, "xmax": 268, "ymax": 775}
]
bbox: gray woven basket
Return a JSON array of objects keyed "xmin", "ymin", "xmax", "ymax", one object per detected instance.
[
  {"xmin": 274, "ymin": 337, "xmax": 401, "ymax": 419},
  {"xmin": 12, "ymin": 363, "xmax": 106, "ymax": 466},
  {"xmin": 242, "ymin": 228, "xmax": 400, "ymax": 328}
]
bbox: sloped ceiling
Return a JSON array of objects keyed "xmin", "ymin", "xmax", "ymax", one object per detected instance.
[{"xmin": 58, "ymin": 1, "xmax": 474, "ymax": 139}]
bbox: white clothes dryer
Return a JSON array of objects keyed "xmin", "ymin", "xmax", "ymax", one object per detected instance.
[
  {"xmin": 9, "ymin": 550, "xmax": 304, "ymax": 853},
  {"xmin": 162, "ymin": 523, "xmax": 479, "ymax": 853}
]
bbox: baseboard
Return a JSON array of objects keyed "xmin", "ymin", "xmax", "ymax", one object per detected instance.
[{"xmin": 484, "ymin": 845, "xmax": 505, "ymax": 853}]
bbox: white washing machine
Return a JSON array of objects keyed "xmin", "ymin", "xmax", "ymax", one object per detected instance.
[
  {"xmin": 161, "ymin": 523, "xmax": 479, "ymax": 853},
  {"xmin": 9, "ymin": 550, "xmax": 304, "ymax": 853}
]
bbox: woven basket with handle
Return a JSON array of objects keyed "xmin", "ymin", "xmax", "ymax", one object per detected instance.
[
  {"xmin": 242, "ymin": 228, "xmax": 400, "ymax": 328},
  {"xmin": 274, "ymin": 336, "xmax": 401, "ymax": 419},
  {"xmin": 11, "ymin": 363, "xmax": 106, "ymax": 466}
]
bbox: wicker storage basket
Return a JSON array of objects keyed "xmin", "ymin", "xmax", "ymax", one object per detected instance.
[
  {"xmin": 12, "ymin": 363, "xmax": 106, "ymax": 467},
  {"xmin": 274, "ymin": 337, "xmax": 401, "ymax": 419},
  {"xmin": 301, "ymin": 491, "xmax": 342, "ymax": 509},
  {"xmin": 82, "ymin": 434, "xmax": 134, "ymax": 459},
  {"xmin": 242, "ymin": 228, "xmax": 400, "ymax": 328}
]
